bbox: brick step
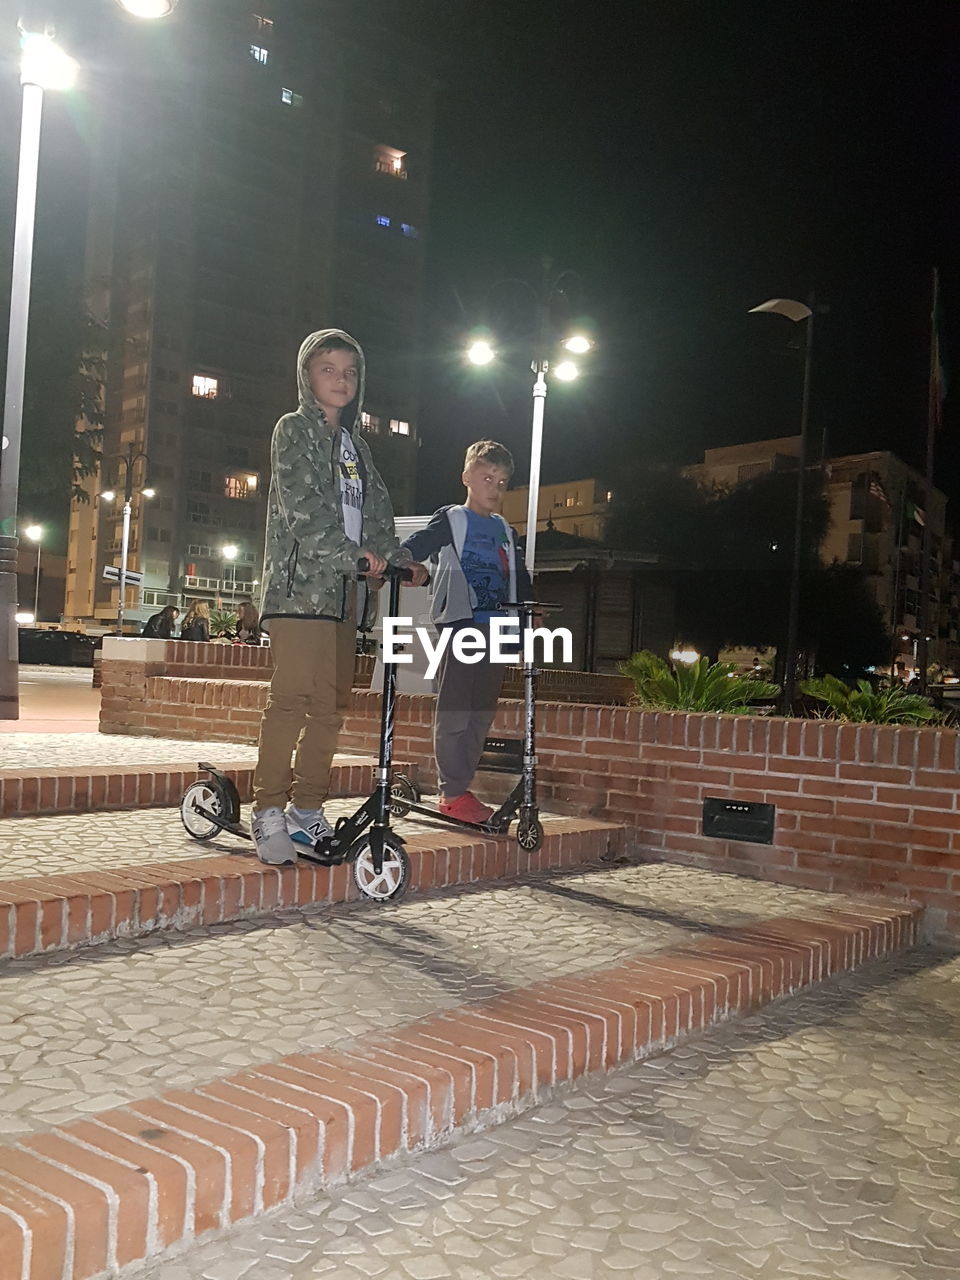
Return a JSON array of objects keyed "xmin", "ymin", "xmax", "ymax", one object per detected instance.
[
  {"xmin": 0, "ymin": 755, "xmax": 411, "ymax": 820},
  {"xmin": 0, "ymin": 895, "xmax": 920, "ymax": 1280},
  {"xmin": 0, "ymin": 814, "xmax": 623, "ymax": 960}
]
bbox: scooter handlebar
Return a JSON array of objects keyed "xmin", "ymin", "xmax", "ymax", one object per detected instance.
[{"xmin": 357, "ymin": 557, "xmax": 421, "ymax": 584}]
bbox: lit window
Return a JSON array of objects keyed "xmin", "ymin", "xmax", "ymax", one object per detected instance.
[
  {"xmin": 253, "ymin": 14, "xmax": 273, "ymax": 29},
  {"xmin": 360, "ymin": 412, "xmax": 380, "ymax": 433},
  {"xmin": 605, "ymin": 490, "xmax": 613, "ymax": 502},
  {"xmin": 245, "ymin": 473, "xmax": 258, "ymax": 491},
  {"xmin": 281, "ymin": 88, "xmax": 303, "ymax": 107},
  {"xmin": 389, "ymin": 419, "xmax": 410, "ymax": 436},
  {"xmin": 373, "ymin": 145, "xmax": 407, "ymax": 178},
  {"xmin": 224, "ymin": 476, "xmax": 249, "ymax": 500},
  {"xmin": 250, "ymin": 44, "xmax": 269, "ymax": 64},
  {"xmin": 192, "ymin": 375, "xmax": 219, "ymax": 399},
  {"xmin": 401, "ymin": 223, "xmax": 419, "ymax": 239},
  {"xmin": 565, "ymin": 495, "xmax": 575, "ymax": 507},
  {"xmin": 375, "ymin": 215, "xmax": 391, "ymax": 228}
]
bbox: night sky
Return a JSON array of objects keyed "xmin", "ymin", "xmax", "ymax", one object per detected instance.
[
  {"xmin": 1, "ymin": 0, "xmax": 955, "ymax": 539},
  {"xmin": 399, "ymin": 0, "xmax": 955, "ymax": 514}
]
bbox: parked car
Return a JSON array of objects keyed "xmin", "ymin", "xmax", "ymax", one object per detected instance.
[{"xmin": 17, "ymin": 629, "xmax": 102, "ymax": 668}]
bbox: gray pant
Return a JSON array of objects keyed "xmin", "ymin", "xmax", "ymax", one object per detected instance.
[{"xmin": 434, "ymin": 623, "xmax": 505, "ymax": 798}]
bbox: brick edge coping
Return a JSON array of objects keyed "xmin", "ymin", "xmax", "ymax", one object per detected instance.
[
  {"xmin": 0, "ymin": 819, "xmax": 623, "ymax": 960},
  {"xmin": 0, "ymin": 898, "xmax": 920, "ymax": 1280},
  {"xmin": 0, "ymin": 756, "xmax": 409, "ymax": 820}
]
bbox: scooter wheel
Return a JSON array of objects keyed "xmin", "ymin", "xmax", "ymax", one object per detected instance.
[
  {"xmin": 352, "ymin": 835, "xmax": 411, "ymax": 903},
  {"xmin": 516, "ymin": 815, "xmax": 544, "ymax": 852},
  {"xmin": 389, "ymin": 774, "xmax": 420, "ymax": 818},
  {"xmin": 180, "ymin": 779, "xmax": 226, "ymax": 841}
]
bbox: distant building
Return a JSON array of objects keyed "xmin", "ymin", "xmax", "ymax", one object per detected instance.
[
  {"xmin": 500, "ymin": 478, "xmax": 614, "ymax": 541},
  {"xmin": 686, "ymin": 437, "xmax": 957, "ymax": 672},
  {"xmin": 65, "ymin": 5, "xmax": 437, "ymax": 626}
]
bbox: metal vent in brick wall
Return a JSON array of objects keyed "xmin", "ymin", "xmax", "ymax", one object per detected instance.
[
  {"xmin": 478, "ymin": 737, "xmax": 524, "ymax": 774},
  {"xmin": 702, "ymin": 797, "xmax": 775, "ymax": 845}
]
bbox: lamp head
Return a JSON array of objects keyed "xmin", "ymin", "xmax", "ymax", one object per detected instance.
[
  {"xmin": 562, "ymin": 335, "xmax": 592, "ymax": 355},
  {"xmin": 467, "ymin": 340, "xmax": 495, "ymax": 367},
  {"xmin": 20, "ymin": 30, "xmax": 78, "ymax": 91},
  {"xmin": 222, "ymin": 544, "xmax": 239, "ymax": 561},
  {"xmin": 553, "ymin": 360, "xmax": 579, "ymax": 382},
  {"xmin": 141, "ymin": 488, "xmax": 156, "ymax": 499},
  {"xmin": 24, "ymin": 524, "xmax": 43, "ymax": 542},
  {"xmin": 100, "ymin": 490, "xmax": 116, "ymax": 502},
  {"xmin": 115, "ymin": 0, "xmax": 179, "ymax": 17}
]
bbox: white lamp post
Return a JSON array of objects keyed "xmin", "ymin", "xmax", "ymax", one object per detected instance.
[
  {"xmin": 0, "ymin": 28, "xmax": 77, "ymax": 718},
  {"xmin": 222, "ymin": 544, "xmax": 238, "ymax": 606},
  {"xmin": 101, "ymin": 445, "xmax": 152, "ymax": 634},
  {"xmin": 748, "ymin": 296, "xmax": 815, "ymax": 713},
  {"xmin": 23, "ymin": 523, "xmax": 42, "ymax": 621},
  {"xmin": 0, "ymin": 3, "xmax": 177, "ymax": 719},
  {"xmin": 466, "ymin": 276, "xmax": 593, "ymax": 577}
]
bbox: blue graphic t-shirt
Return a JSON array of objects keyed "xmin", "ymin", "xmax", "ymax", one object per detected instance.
[{"xmin": 461, "ymin": 510, "xmax": 510, "ymax": 626}]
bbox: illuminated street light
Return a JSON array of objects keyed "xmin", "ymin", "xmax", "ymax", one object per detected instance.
[
  {"xmin": 20, "ymin": 31, "xmax": 78, "ymax": 90},
  {"xmin": 116, "ymin": 0, "xmax": 180, "ymax": 16},
  {"xmin": 24, "ymin": 523, "xmax": 42, "ymax": 621},
  {"xmin": 749, "ymin": 294, "xmax": 815, "ymax": 714},
  {"xmin": 101, "ymin": 445, "xmax": 152, "ymax": 634},
  {"xmin": 562, "ymin": 335, "xmax": 592, "ymax": 355},
  {"xmin": 670, "ymin": 648, "xmax": 700, "ymax": 665},
  {"xmin": 1, "ymin": 3, "xmax": 174, "ymax": 718},
  {"xmin": 467, "ymin": 266, "xmax": 593, "ymax": 574},
  {"xmin": 466, "ymin": 340, "xmax": 496, "ymax": 366}
]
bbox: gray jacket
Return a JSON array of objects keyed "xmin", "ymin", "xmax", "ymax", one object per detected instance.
[{"xmin": 401, "ymin": 505, "xmax": 532, "ymax": 626}]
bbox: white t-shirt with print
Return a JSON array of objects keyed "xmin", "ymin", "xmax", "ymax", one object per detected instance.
[{"xmin": 339, "ymin": 430, "xmax": 363, "ymax": 546}]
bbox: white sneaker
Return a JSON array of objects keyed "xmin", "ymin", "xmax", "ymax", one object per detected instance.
[
  {"xmin": 251, "ymin": 807, "xmax": 297, "ymax": 866},
  {"xmin": 285, "ymin": 805, "xmax": 335, "ymax": 847}
]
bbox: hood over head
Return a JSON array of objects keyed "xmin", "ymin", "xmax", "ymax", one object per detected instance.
[{"xmin": 296, "ymin": 328, "xmax": 366, "ymax": 433}]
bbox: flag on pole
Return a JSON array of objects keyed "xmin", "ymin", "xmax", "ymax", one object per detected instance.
[
  {"xmin": 868, "ymin": 472, "xmax": 891, "ymax": 505},
  {"xmin": 905, "ymin": 499, "xmax": 926, "ymax": 528}
]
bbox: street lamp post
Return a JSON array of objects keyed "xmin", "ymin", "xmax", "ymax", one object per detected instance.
[
  {"xmin": 101, "ymin": 445, "xmax": 153, "ymax": 635},
  {"xmin": 222, "ymin": 544, "xmax": 238, "ymax": 609},
  {"xmin": 0, "ymin": 2, "xmax": 177, "ymax": 718},
  {"xmin": 466, "ymin": 266, "xmax": 593, "ymax": 576},
  {"xmin": 748, "ymin": 296, "xmax": 816, "ymax": 714},
  {"xmin": 24, "ymin": 524, "xmax": 42, "ymax": 621},
  {"xmin": 0, "ymin": 28, "xmax": 77, "ymax": 718}
]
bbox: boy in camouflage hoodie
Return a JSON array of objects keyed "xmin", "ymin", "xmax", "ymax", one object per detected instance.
[{"xmin": 253, "ymin": 329, "xmax": 427, "ymax": 865}]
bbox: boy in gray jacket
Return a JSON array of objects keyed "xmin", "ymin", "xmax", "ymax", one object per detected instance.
[
  {"xmin": 254, "ymin": 328, "xmax": 427, "ymax": 864},
  {"xmin": 401, "ymin": 440, "xmax": 533, "ymax": 824}
]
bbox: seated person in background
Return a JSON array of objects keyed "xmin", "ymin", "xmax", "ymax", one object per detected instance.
[
  {"xmin": 235, "ymin": 599, "xmax": 263, "ymax": 645},
  {"xmin": 180, "ymin": 600, "xmax": 210, "ymax": 642},
  {"xmin": 142, "ymin": 605, "xmax": 179, "ymax": 638}
]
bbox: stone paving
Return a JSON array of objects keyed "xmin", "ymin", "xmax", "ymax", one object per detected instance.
[
  {"xmin": 0, "ymin": 862, "xmax": 854, "ymax": 1142},
  {"xmin": 0, "ymin": 794, "xmax": 538, "ymax": 879},
  {"xmin": 139, "ymin": 944, "xmax": 960, "ymax": 1280},
  {"xmin": 0, "ymin": 731, "xmax": 262, "ymax": 771}
]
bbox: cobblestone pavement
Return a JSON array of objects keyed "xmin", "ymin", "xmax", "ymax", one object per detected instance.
[
  {"xmin": 0, "ymin": 862, "xmax": 850, "ymax": 1140},
  {"xmin": 0, "ymin": 730, "xmax": 263, "ymax": 771},
  {"xmin": 0, "ymin": 792, "xmax": 531, "ymax": 879},
  {"xmin": 142, "ymin": 945, "xmax": 960, "ymax": 1280}
]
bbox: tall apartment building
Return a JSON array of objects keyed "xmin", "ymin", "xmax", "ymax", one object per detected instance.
[
  {"xmin": 65, "ymin": 3, "xmax": 436, "ymax": 625},
  {"xmin": 686, "ymin": 437, "xmax": 957, "ymax": 670}
]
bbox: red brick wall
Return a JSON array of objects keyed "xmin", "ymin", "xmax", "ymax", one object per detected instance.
[
  {"xmin": 341, "ymin": 693, "xmax": 960, "ymax": 942},
  {"xmin": 100, "ymin": 650, "xmax": 960, "ymax": 940}
]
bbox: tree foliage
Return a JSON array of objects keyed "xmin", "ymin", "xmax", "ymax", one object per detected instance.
[{"xmin": 606, "ymin": 462, "xmax": 890, "ymax": 675}]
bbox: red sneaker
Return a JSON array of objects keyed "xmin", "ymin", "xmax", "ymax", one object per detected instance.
[{"xmin": 438, "ymin": 792, "xmax": 494, "ymax": 825}]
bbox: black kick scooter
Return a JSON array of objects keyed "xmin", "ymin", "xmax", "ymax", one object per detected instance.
[
  {"xmin": 387, "ymin": 601, "xmax": 547, "ymax": 853},
  {"xmin": 179, "ymin": 560, "xmax": 418, "ymax": 902}
]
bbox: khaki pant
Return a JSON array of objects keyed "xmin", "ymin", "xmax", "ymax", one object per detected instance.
[{"xmin": 253, "ymin": 613, "xmax": 356, "ymax": 812}]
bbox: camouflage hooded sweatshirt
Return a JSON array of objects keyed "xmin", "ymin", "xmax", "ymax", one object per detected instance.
[{"xmin": 259, "ymin": 329, "xmax": 409, "ymax": 625}]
